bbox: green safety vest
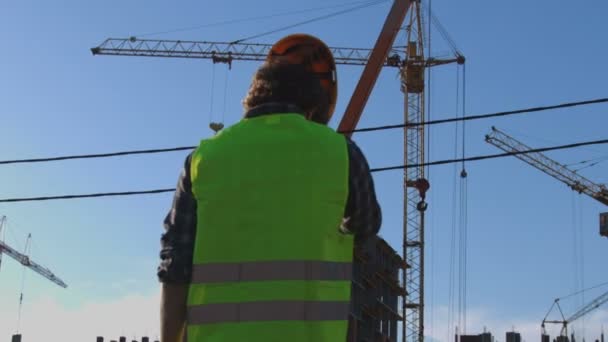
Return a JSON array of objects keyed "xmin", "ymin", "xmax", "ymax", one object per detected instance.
[{"xmin": 188, "ymin": 113, "xmax": 353, "ymax": 341}]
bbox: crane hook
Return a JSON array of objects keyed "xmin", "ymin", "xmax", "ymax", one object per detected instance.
[{"xmin": 210, "ymin": 122, "xmax": 224, "ymax": 134}]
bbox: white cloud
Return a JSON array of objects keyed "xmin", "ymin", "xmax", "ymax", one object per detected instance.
[{"xmin": 0, "ymin": 289, "xmax": 160, "ymax": 342}]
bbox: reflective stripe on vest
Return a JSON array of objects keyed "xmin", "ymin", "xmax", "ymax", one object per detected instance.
[
  {"xmin": 187, "ymin": 301, "xmax": 350, "ymax": 324},
  {"xmin": 191, "ymin": 260, "xmax": 352, "ymax": 283}
]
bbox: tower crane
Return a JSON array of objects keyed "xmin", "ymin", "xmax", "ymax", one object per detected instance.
[
  {"xmin": 485, "ymin": 126, "xmax": 608, "ymax": 237},
  {"xmin": 0, "ymin": 216, "xmax": 68, "ymax": 288},
  {"xmin": 91, "ymin": 1, "xmax": 463, "ymax": 340},
  {"xmin": 542, "ymin": 287, "xmax": 608, "ymax": 340}
]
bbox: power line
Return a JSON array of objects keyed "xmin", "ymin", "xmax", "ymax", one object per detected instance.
[
  {"xmin": 0, "ymin": 146, "xmax": 195, "ymax": 166},
  {"xmin": 1, "ymin": 97, "xmax": 606, "ymax": 167},
  {"xmin": 0, "ymin": 189, "xmax": 176, "ymax": 203},
  {"xmin": 349, "ymin": 97, "xmax": 608, "ymax": 133},
  {"xmin": 1, "ymin": 137, "xmax": 607, "ymax": 203},
  {"xmin": 369, "ymin": 137, "xmax": 608, "ymax": 172}
]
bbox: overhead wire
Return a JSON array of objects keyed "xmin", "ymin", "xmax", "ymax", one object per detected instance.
[
  {"xmin": 1, "ymin": 138, "xmax": 608, "ymax": 203},
  {"xmin": 230, "ymin": 0, "xmax": 388, "ymax": 43},
  {"xmin": 351, "ymin": 97, "xmax": 608, "ymax": 132},
  {"xmin": 134, "ymin": 0, "xmax": 382, "ymax": 38},
  {"xmin": 0, "ymin": 146, "xmax": 195, "ymax": 166},
  {"xmin": 368, "ymin": 137, "xmax": 608, "ymax": 172},
  {"xmin": 1, "ymin": 97, "xmax": 606, "ymax": 167},
  {"xmin": 0, "ymin": 189, "xmax": 176, "ymax": 203}
]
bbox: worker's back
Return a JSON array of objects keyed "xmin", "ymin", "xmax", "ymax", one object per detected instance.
[{"xmin": 186, "ymin": 112, "xmax": 355, "ymax": 341}]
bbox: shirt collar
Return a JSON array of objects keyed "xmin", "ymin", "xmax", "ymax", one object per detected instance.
[{"xmin": 244, "ymin": 102, "xmax": 306, "ymax": 119}]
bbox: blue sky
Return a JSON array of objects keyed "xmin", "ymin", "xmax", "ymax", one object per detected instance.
[{"xmin": 1, "ymin": 0, "xmax": 607, "ymax": 341}]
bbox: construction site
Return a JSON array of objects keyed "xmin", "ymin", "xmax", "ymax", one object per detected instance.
[{"xmin": 0, "ymin": 0, "xmax": 607, "ymax": 341}]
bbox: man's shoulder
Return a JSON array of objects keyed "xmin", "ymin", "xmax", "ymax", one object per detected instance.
[{"xmin": 345, "ymin": 138, "xmax": 367, "ymax": 161}]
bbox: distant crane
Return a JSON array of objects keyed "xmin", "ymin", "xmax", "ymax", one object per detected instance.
[
  {"xmin": 0, "ymin": 216, "xmax": 67, "ymax": 288},
  {"xmin": 542, "ymin": 287, "xmax": 608, "ymax": 339},
  {"xmin": 485, "ymin": 126, "xmax": 608, "ymax": 237}
]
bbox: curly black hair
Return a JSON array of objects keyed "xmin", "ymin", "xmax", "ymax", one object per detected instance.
[{"xmin": 242, "ymin": 61, "xmax": 331, "ymax": 124}]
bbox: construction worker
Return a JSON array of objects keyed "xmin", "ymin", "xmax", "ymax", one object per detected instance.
[{"xmin": 158, "ymin": 33, "xmax": 381, "ymax": 342}]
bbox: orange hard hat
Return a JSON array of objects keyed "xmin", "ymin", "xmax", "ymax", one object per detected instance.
[{"xmin": 267, "ymin": 34, "xmax": 338, "ymax": 121}]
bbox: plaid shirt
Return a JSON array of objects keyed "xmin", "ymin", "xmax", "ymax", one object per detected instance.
[{"xmin": 158, "ymin": 104, "xmax": 382, "ymax": 284}]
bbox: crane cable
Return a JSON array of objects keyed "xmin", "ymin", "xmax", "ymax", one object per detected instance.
[
  {"xmin": 567, "ymin": 155, "xmax": 608, "ymax": 167},
  {"xmin": 222, "ymin": 66, "xmax": 230, "ymax": 124},
  {"xmin": 16, "ymin": 234, "xmax": 31, "ymax": 334},
  {"xmin": 447, "ymin": 63, "xmax": 460, "ymax": 342},
  {"xmin": 569, "ymin": 193, "xmax": 587, "ymax": 340},
  {"xmin": 208, "ymin": 64, "xmax": 216, "ymax": 125},
  {"xmin": 578, "ymin": 198, "xmax": 585, "ymax": 338},
  {"xmin": 572, "ymin": 157, "xmax": 608, "ymax": 172},
  {"xmin": 208, "ymin": 63, "xmax": 230, "ymax": 134},
  {"xmin": 231, "ymin": 0, "xmax": 388, "ymax": 44},
  {"xmin": 425, "ymin": 0, "xmax": 436, "ymax": 337},
  {"xmin": 424, "ymin": 5, "xmax": 462, "ymax": 57},
  {"xmin": 460, "ymin": 62, "xmax": 469, "ymax": 336},
  {"xmin": 134, "ymin": 0, "xmax": 383, "ymax": 38},
  {"xmin": 561, "ymin": 281, "xmax": 608, "ymax": 302}
]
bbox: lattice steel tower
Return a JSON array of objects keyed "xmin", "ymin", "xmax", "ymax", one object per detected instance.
[
  {"xmin": 401, "ymin": 2, "xmax": 463, "ymax": 341},
  {"xmin": 402, "ymin": 2, "xmax": 427, "ymax": 341}
]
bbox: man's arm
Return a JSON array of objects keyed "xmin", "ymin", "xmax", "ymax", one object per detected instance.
[
  {"xmin": 342, "ymin": 138, "xmax": 382, "ymax": 236},
  {"xmin": 161, "ymin": 283, "xmax": 188, "ymax": 342},
  {"xmin": 158, "ymin": 153, "xmax": 197, "ymax": 342}
]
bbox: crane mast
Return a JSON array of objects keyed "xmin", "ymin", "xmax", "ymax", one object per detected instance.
[
  {"xmin": 401, "ymin": 2, "xmax": 427, "ymax": 342},
  {"xmin": 486, "ymin": 126, "xmax": 608, "ymax": 237},
  {"xmin": 0, "ymin": 216, "xmax": 68, "ymax": 288}
]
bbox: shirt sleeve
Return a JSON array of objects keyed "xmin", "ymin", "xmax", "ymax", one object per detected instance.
[
  {"xmin": 341, "ymin": 138, "xmax": 382, "ymax": 237},
  {"xmin": 157, "ymin": 153, "xmax": 198, "ymax": 284}
]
